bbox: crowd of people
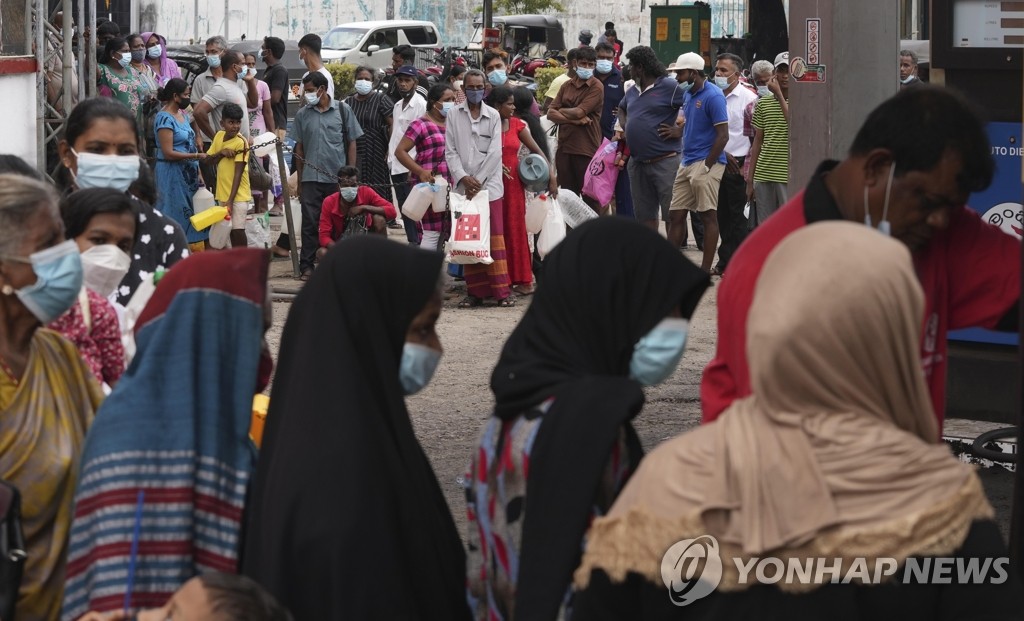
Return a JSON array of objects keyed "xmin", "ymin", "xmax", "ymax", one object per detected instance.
[{"xmin": 3, "ymin": 17, "xmax": 1020, "ymax": 621}]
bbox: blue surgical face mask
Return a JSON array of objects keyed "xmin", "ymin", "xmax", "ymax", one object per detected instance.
[
  {"xmin": 400, "ymin": 342, "xmax": 442, "ymax": 395},
  {"xmin": 487, "ymin": 69, "xmax": 507, "ymax": 86},
  {"xmin": 238, "ymin": 66, "xmax": 249, "ymax": 79},
  {"xmin": 439, "ymin": 101, "xmax": 455, "ymax": 117},
  {"xmin": 305, "ymin": 91, "xmax": 320, "ymax": 106},
  {"xmin": 147, "ymin": 44, "xmax": 162, "ymax": 59},
  {"xmin": 864, "ymin": 161, "xmax": 896, "ymax": 237},
  {"xmin": 206, "ymin": 54, "xmax": 222, "ymax": 68},
  {"xmin": 900, "ymin": 74, "xmax": 915, "ymax": 84},
  {"xmin": 117, "ymin": 53, "xmax": 132, "ymax": 69},
  {"xmin": 465, "ymin": 88, "xmax": 486, "ymax": 105},
  {"xmin": 714, "ymin": 74, "xmax": 732, "ymax": 89},
  {"xmin": 596, "ymin": 59, "xmax": 614, "ymax": 74},
  {"xmin": 340, "ymin": 186, "xmax": 358, "ymax": 202},
  {"xmin": 6, "ymin": 240, "xmax": 84, "ymax": 324},
  {"xmin": 354, "ymin": 79, "xmax": 373, "ymax": 95},
  {"xmin": 629, "ymin": 318, "xmax": 690, "ymax": 386},
  {"xmin": 71, "ymin": 148, "xmax": 140, "ymax": 192},
  {"xmin": 576, "ymin": 67, "xmax": 594, "ymax": 80},
  {"xmin": 757, "ymin": 85, "xmax": 770, "ymax": 97}
]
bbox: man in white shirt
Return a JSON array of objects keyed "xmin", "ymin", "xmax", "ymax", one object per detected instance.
[
  {"xmin": 387, "ymin": 65, "xmax": 428, "ymax": 242},
  {"xmin": 299, "ymin": 33, "xmax": 334, "ymax": 100},
  {"xmin": 713, "ymin": 52, "xmax": 758, "ymax": 274}
]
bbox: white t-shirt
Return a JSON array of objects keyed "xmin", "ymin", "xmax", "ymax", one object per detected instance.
[
  {"xmin": 388, "ymin": 93, "xmax": 427, "ymax": 175},
  {"xmin": 302, "ymin": 67, "xmax": 335, "ymax": 100}
]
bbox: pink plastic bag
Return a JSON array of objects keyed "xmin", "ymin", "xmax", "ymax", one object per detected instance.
[{"xmin": 582, "ymin": 138, "xmax": 620, "ymax": 206}]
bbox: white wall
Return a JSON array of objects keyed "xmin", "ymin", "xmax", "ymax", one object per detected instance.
[{"xmin": 0, "ymin": 72, "xmax": 39, "ymax": 167}]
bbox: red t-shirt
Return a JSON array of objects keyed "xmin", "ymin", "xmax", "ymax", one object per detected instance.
[
  {"xmin": 701, "ymin": 162, "xmax": 1020, "ymax": 429},
  {"xmin": 318, "ymin": 186, "xmax": 398, "ymax": 247}
]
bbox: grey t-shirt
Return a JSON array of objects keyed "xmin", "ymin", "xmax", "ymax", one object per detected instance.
[
  {"xmin": 289, "ymin": 100, "xmax": 364, "ymax": 184},
  {"xmin": 202, "ymin": 76, "xmax": 251, "ymax": 141}
]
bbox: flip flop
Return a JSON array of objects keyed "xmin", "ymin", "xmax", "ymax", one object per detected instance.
[
  {"xmin": 458, "ymin": 295, "xmax": 483, "ymax": 308},
  {"xmin": 496, "ymin": 297, "xmax": 516, "ymax": 308}
]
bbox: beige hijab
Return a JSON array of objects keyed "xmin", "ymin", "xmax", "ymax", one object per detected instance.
[{"xmin": 576, "ymin": 222, "xmax": 992, "ymax": 593}]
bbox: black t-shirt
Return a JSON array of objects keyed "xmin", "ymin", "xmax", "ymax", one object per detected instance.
[{"xmin": 263, "ymin": 63, "xmax": 290, "ymax": 130}]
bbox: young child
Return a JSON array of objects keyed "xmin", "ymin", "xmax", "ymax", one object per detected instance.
[
  {"xmin": 206, "ymin": 102, "xmax": 251, "ymax": 248},
  {"xmin": 316, "ymin": 166, "xmax": 397, "ymax": 260}
]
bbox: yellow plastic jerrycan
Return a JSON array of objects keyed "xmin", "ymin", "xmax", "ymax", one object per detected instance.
[
  {"xmin": 190, "ymin": 206, "xmax": 228, "ymax": 231},
  {"xmin": 250, "ymin": 394, "xmax": 270, "ymax": 448}
]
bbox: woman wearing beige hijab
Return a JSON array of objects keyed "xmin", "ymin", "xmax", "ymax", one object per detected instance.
[{"xmin": 572, "ymin": 222, "xmax": 1021, "ymax": 620}]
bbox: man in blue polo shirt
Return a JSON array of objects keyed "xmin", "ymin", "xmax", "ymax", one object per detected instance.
[
  {"xmin": 667, "ymin": 52, "xmax": 728, "ymax": 273},
  {"xmin": 618, "ymin": 46, "xmax": 687, "ymax": 230}
]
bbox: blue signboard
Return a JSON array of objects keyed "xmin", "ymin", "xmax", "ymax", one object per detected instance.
[{"xmin": 949, "ymin": 122, "xmax": 1021, "ymax": 347}]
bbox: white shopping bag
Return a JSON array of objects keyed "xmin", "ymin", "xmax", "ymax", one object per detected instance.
[
  {"xmin": 525, "ymin": 191, "xmax": 549, "ymax": 234},
  {"xmin": 445, "ymin": 190, "xmax": 493, "ymax": 265},
  {"xmin": 431, "ymin": 176, "xmax": 449, "ymax": 212},
  {"xmin": 208, "ymin": 219, "xmax": 231, "ymax": 249},
  {"xmin": 557, "ymin": 188, "xmax": 599, "ymax": 229},
  {"xmin": 536, "ymin": 197, "xmax": 566, "ymax": 258},
  {"xmin": 402, "ymin": 182, "xmax": 436, "ymax": 221}
]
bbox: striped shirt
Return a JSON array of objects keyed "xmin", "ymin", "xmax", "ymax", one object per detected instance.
[{"xmin": 751, "ymin": 95, "xmax": 789, "ymax": 183}]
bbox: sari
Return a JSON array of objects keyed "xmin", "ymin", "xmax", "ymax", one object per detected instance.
[
  {"xmin": 0, "ymin": 329, "xmax": 102, "ymax": 621},
  {"xmin": 61, "ymin": 249, "xmax": 269, "ymax": 618}
]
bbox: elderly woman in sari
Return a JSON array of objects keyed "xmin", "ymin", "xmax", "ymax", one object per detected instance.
[{"xmin": 0, "ymin": 174, "xmax": 103, "ymax": 620}]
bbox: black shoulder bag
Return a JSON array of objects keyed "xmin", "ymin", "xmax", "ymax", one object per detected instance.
[{"xmin": 0, "ymin": 480, "xmax": 27, "ymax": 621}]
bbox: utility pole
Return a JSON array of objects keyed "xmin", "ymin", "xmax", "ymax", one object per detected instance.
[
  {"xmin": 786, "ymin": 0, "xmax": 897, "ymax": 194},
  {"xmin": 224, "ymin": 0, "xmax": 229, "ymax": 40},
  {"xmin": 483, "ymin": 0, "xmax": 492, "ymax": 29}
]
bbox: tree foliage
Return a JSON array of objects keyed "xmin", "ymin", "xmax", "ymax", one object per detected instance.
[{"xmin": 492, "ymin": 0, "xmax": 565, "ymax": 17}]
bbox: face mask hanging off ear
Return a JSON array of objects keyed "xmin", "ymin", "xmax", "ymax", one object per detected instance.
[{"xmin": 864, "ymin": 161, "xmax": 896, "ymax": 237}]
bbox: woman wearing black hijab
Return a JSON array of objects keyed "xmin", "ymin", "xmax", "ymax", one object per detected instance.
[
  {"xmin": 241, "ymin": 236, "xmax": 471, "ymax": 620},
  {"xmin": 464, "ymin": 218, "xmax": 710, "ymax": 621}
]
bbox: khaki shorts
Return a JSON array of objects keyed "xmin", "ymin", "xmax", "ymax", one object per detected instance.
[
  {"xmin": 230, "ymin": 201, "xmax": 253, "ymax": 229},
  {"xmin": 670, "ymin": 161, "xmax": 725, "ymax": 212}
]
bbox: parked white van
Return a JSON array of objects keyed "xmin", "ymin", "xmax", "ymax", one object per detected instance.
[{"xmin": 320, "ymin": 20, "xmax": 440, "ymax": 69}]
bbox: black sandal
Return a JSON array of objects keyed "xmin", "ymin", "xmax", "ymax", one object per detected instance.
[
  {"xmin": 496, "ymin": 296, "xmax": 516, "ymax": 308},
  {"xmin": 458, "ymin": 295, "xmax": 483, "ymax": 308}
]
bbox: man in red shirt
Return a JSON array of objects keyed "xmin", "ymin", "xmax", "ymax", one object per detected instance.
[
  {"xmin": 317, "ymin": 166, "xmax": 398, "ymax": 259},
  {"xmin": 701, "ymin": 86, "xmax": 1019, "ymax": 429}
]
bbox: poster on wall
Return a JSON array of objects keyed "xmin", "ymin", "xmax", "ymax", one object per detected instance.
[{"xmin": 950, "ymin": 121, "xmax": 1022, "ymax": 346}]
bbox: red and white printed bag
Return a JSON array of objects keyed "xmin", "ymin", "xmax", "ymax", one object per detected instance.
[{"xmin": 445, "ymin": 190, "xmax": 493, "ymax": 265}]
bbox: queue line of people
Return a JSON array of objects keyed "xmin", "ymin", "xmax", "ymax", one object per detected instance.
[{"xmin": 2, "ymin": 31, "xmax": 1023, "ymax": 621}]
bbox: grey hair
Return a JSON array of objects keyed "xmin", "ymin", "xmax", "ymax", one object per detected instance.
[
  {"xmin": 0, "ymin": 174, "xmax": 60, "ymax": 259},
  {"xmin": 899, "ymin": 49, "xmax": 919, "ymax": 65},
  {"xmin": 750, "ymin": 59, "xmax": 773, "ymax": 79},
  {"xmin": 464, "ymin": 68, "xmax": 486, "ymax": 83},
  {"xmin": 716, "ymin": 53, "xmax": 744, "ymax": 72},
  {"xmin": 206, "ymin": 35, "xmax": 228, "ymax": 50}
]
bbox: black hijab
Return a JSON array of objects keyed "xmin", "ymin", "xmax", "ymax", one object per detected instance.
[
  {"xmin": 491, "ymin": 217, "xmax": 709, "ymax": 621},
  {"xmin": 241, "ymin": 237, "xmax": 471, "ymax": 621}
]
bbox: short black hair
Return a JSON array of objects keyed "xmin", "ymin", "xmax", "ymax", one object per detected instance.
[
  {"xmin": 298, "ymin": 33, "xmax": 322, "ymax": 55},
  {"xmin": 486, "ymin": 85, "xmax": 514, "ymax": 109},
  {"xmin": 716, "ymin": 52, "xmax": 744, "ymax": 72},
  {"xmin": 96, "ymin": 19, "xmax": 120, "ymax": 37},
  {"xmin": 199, "ymin": 573, "xmax": 293, "ymax": 621},
  {"xmin": 605, "ymin": 21, "xmax": 615, "ymax": 30},
  {"xmin": 595, "ymin": 42, "xmax": 615, "ymax": 55},
  {"xmin": 849, "ymin": 85, "xmax": 994, "ymax": 194},
  {"xmin": 336, "ymin": 165, "xmax": 358, "ymax": 179},
  {"xmin": 566, "ymin": 48, "xmax": 580, "ymax": 63},
  {"xmin": 60, "ymin": 187, "xmax": 140, "ymax": 244},
  {"xmin": 302, "ymin": 70, "xmax": 329, "ymax": 89},
  {"xmin": 0, "ymin": 154, "xmax": 44, "ymax": 181},
  {"xmin": 354, "ymin": 65, "xmax": 375, "ymax": 80},
  {"xmin": 606, "ymin": 29, "xmax": 617, "ymax": 38},
  {"xmin": 64, "ymin": 96, "xmax": 139, "ymax": 146},
  {"xmin": 576, "ymin": 46, "xmax": 597, "ymax": 63},
  {"xmin": 625, "ymin": 45, "xmax": 665, "ymax": 81},
  {"xmin": 263, "ymin": 36, "xmax": 285, "ymax": 61},
  {"xmin": 393, "ymin": 44, "xmax": 416, "ymax": 62},
  {"xmin": 450, "ymin": 64, "xmax": 467, "ymax": 79},
  {"xmin": 223, "ymin": 49, "xmax": 244, "ymax": 68},
  {"xmin": 221, "ymin": 102, "xmax": 244, "ymax": 122},
  {"xmin": 483, "ymin": 49, "xmax": 507, "ymax": 67}
]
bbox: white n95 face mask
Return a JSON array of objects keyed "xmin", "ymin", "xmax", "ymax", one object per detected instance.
[{"xmin": 80, "ymin": 244, "xmax": 132, "ymax": 298}]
